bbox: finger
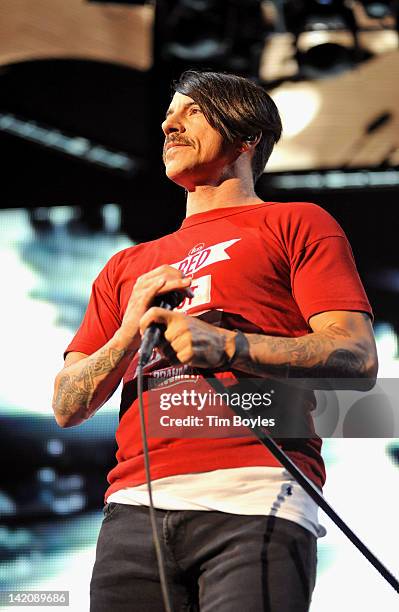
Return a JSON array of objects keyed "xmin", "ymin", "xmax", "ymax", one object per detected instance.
[
  {"xmin": 152, "ymin": 264, "xmax": 185, "ymax": 278},
  {"xmin": 175, "ymin": 346, "xmax": 195, "ymax": 365},
  {"xmin": 165, "ymin": 328, "xmax": 191, "ymax": 353},
  {"xmin": 130, "ymin": 277, "xmax": 166, "ymax": 307},
  {"xmin": 139, "ymin": 307, "xmax": 175, "ymax": 335},
  {"xmin": 158, "ymin": 337, "xmax": 180, "ymax": 365},
  {"xmin": 137, "ymin": 264, "xmax": 185, "ymax": 285},
  {"xmin": 155, "ymin": 276, "xmax": 192, "ymax": 295},
  {"xmin": 135, "ymin": 275, "xmax": 191, "ymax": 296}
]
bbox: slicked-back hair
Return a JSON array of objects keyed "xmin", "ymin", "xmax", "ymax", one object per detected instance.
[{"xmin": 172, "ymin": 70, "xmax": 282, "ymax": 183}]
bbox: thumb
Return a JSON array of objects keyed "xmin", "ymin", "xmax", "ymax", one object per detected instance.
[{"xmin": 139, "ymin": 306, "xmax": 174, "ymax": 336}]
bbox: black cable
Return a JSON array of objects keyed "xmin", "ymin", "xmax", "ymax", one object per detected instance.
[
  {"xmin": 133, "ymin": 288, "xmax": 191, "ymax": 611},
  {"xmin": 136, "ymin": 363, "xmax": 174, "ymax": 612},
  {"xmin": 205, "ymin": 373, "xmax": 399, "ymax": 595}
]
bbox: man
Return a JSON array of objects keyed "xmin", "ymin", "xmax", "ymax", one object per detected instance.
[{"xmin": 52, "ymin": 71, "xmax": 377, "ymax": 611}]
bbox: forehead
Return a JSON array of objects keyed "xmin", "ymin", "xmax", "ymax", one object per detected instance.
[{"xmin": 166, "ymin": 92, "xmax": 197, "ymax": 115}]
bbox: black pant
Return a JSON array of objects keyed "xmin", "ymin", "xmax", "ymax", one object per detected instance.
[{"xmin": 90, "ymin": 503, "xmax": 317, "ymax": 612}]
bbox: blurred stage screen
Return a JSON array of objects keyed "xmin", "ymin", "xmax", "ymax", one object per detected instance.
[
  {"xmin": 0, "ymin": 206, "xmax": 398, "ymax": 611},
  {"xmin": 1, "ymin": 0, "xmax": 399, "ymax": 609}
]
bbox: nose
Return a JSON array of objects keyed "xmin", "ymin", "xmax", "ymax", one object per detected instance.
[{"xmin": 162, "ymin": 112, "xmax": 185, "ymax": 136}]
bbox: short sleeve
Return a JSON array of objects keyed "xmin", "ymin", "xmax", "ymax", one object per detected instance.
[
  {"xmin": 64, "ymin": 257, "xmax": 122, "ymax": 358},
  {"xmin": 269, "ymin": 202, "xmax": 373, "ymax": 324},
  {"xmin": 291, "ymin": 235, "xmax": 372, "ymax": 323}
]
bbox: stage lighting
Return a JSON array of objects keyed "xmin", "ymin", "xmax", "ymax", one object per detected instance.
[
  {"xmin": 283, "ymin": 0, "xmax": 358, "ymax": 35},
  {"xmin": 162, "ymin": 0, "xmax": 227, "ymax": 62},
  {"xmin": 360, "ymin": 1, "xmax": 393, "ymax": 19},
  {"xmin": 160, "ymin": 0, "xmax": 265, "ymax": 75},
  {"xmin": 282, "ymin": 0, "xmax": 368, "ymax": 78},
  {"xmin": 296, "ymin": 41, "xmax": 360, "ymax": 78}
]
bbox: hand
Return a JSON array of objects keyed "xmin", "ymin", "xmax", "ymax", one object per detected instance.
[
  {"xmin": 139, "ymin": 308, "xmax": 236, "ymax": 369},
  {"xmin": 117, "ymin": 265, "xmax": 192, "ymax": 349}
]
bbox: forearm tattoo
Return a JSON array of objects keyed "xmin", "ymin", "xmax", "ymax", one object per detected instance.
[
  {"xmin": 54, "ymin": 347, "xmax": 128, "ymax": 420},
  {"xmin": 233, "ymin": 327, "xmax": 368, "ymax": 379}
]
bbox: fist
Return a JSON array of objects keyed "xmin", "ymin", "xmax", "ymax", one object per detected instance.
[{"xmin": 139, "ymin": 308, "xmax": 236, "ymax": 369}]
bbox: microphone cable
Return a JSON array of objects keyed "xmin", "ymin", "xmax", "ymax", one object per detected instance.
[
  {"xmin": 134, "ymin": 289, "xmax": 192, "ymax": 612},
  {"xmin": 136, "ymin": 361, "xmax": 174, "ymax": 612}
]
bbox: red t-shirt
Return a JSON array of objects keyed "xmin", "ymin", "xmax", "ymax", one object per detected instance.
[{"xmin": 65, "ymin": 202, "xmax": 372, "ymax": 497}]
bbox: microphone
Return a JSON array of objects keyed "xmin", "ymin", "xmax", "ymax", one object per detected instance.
[{"xmin": 138, "ymin": 288, "xmax": 194, "ymax": 367}]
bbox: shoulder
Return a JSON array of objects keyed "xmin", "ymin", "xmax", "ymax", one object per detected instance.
[
  {"xmin": 95, "ymin": 231, "xmax": 179, "ymax": 283},
  {"xmin": 93, "ymin": 244, "xmax": 139, "ymax": 283},
  {"xmin": 100, "ymin": 235, "xmax": 165, "ymax": 274},
  {"xmin": 263, "ymin": 201, "xmax": 346, "ymax": 245},
  {"xmin": 265, "ymin": 201, "xmax": 342, "ymax": 228}
]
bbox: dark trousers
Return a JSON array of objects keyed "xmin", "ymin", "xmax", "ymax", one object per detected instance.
[{"xmin": 90, "ymin": 503, "xmax": 317, "ymax": 612}]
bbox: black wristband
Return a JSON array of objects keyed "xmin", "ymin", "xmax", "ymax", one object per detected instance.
[{"xmin": 219, "ymin": 330, "xmax": 247, "ymax": 370}]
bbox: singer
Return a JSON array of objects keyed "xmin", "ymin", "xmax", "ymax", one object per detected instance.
[{"xmin": 52, "ymin": 71, "xmax": 378, "ymax": 611}]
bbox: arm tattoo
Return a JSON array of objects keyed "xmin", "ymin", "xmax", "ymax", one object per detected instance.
[
  {"xmin": 54, "ymin": 347, "xmax": 128, "ymax": 420},
  {"xmin": 233, "ymin": 332, "xmax": 367, "ymax": 379},
  {"xmin": 321, "ymin": 349, "xmax": 367, "ymax": 378}
]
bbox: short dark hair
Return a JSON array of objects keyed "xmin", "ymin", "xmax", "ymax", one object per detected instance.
[{"xmin": 172, "ymin": 70, "xmax": 282, "ymax": 183}]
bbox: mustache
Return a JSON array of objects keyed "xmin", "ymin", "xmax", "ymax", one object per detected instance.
[{"xmin": 163, "ymin": 136, "xmax": 192, "ymax": 155}]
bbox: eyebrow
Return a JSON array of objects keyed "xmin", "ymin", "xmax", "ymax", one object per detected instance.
[{"xmin": 165, "ymin": 101, "xmax": 197, "ymax": 118}]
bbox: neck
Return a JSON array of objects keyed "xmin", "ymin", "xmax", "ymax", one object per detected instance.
[{"xmin": 185, "ymin": 176, "xmax": 262, "ymax": 217}]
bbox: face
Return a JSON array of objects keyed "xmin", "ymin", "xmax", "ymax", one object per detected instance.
[{"xmin": 161, "ymin": 92, "xmax": 238, "ymax": 189}]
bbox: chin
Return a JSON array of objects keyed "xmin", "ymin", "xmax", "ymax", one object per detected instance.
[{"xmin": 164, "ymin": 164, "xmax": 191, "ymax": 188}]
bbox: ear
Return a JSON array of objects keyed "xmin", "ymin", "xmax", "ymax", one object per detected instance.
[{"xmin": 238, "ymin": 133, "xmax": 262, "ymax": 153}]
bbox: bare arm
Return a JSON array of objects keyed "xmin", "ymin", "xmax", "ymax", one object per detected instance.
[
  {"xmin": 52, "ymin": 336, "xmax": 137, "ymax": 428},
  {"xmin": 139, "ymin": 309, "xmax": 378, "ymax": 386},
  {"xmin": 52, "ymin": 265, "xmax": 192, "ymax": 427},
  {"xmin": 225, "ymin": 310, "xmax": 378, "ymax": 382}
]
